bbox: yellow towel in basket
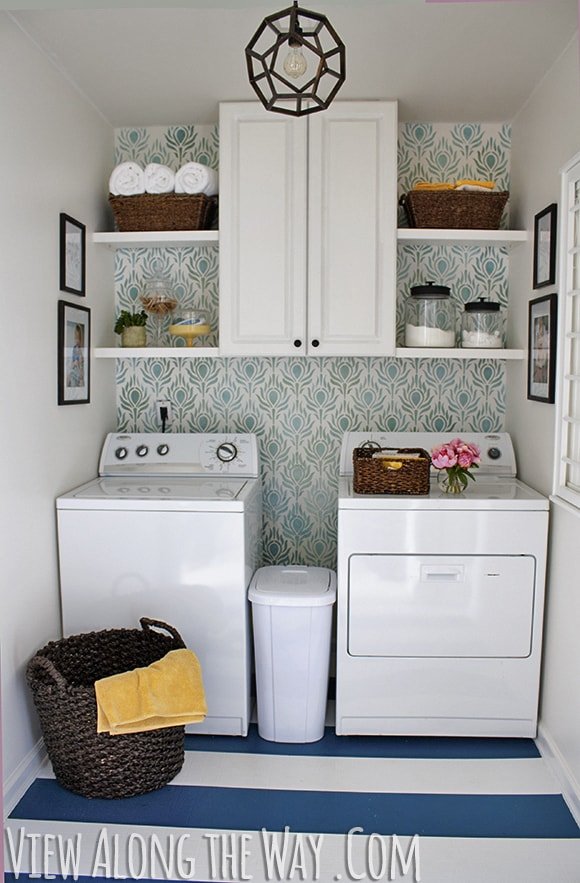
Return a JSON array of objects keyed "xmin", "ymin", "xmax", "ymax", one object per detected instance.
[
  {"xmin": 412, "ymin": 181, "xmax": 454, "ymax": 191},
  {"xmin": 95, "ymin": 649, "xmax": 207, "ymax": 735}
]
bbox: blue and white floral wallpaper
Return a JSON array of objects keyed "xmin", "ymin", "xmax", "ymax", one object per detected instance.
[{"xmin": 112, "ymin": 121, "xmax": 511, "ymax": 567}]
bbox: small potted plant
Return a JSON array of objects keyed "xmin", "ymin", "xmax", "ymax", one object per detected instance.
[{"xmin": 114, "ymin": 309, "xmax": 148, "ymax": 347}]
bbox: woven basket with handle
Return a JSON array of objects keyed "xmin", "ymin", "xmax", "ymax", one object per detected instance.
[
  {"xmin": 353, "ymin": 445, "xmax": 431, "ymax": 495},
  {"xmin": 26, "ymin": 617, "xmax": 186, "ymax": 799}
]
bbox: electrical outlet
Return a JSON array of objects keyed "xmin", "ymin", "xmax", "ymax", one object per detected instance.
[{"xmin": 157, "ymin": 399, "xmax": 172, "ymax": 426}]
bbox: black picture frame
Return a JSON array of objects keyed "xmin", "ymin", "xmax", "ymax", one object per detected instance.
[
  {"xmin": 59, "ymin": 213, "xmax": 86, "ymax": 296},
  {"xmin": 58, "ymin": 300, "xmax": 90, "ymax": 405},
  {"xmin": 527, "ymin": 293, "xmax": 557, "ymax": 403},
  {"xmin": 533, "ymin": 203, "xmax": 557, "ymax": 289}
]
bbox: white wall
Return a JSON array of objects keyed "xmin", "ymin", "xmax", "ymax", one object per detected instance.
[
  {"xmin": 0, "ymin": 13, "xmax": 116, "ymax": 805},
  {"xmin": 506, "ymin": 37, "xmax": 580, "ymax": 801}
]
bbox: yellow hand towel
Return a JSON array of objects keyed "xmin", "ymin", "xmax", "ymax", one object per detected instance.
[
  {"xmin": 454, "ymin": 179, "xmax": 495, "ymax": 191},
  {"xmin": 412, "ymin": 182, "xmax": 454, "ymax": 191},
  {"xmin": 95, "ymin": 648, "xmax": 207, "ymax": 735}
]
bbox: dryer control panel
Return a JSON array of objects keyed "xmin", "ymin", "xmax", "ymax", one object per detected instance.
[
  {"xmin": 339, "ymin": 431, "xmax": 516, "ymax": 477},
  {"xmin": 99, "ymin": 432, "xmax": 259, "ymax": 478}
]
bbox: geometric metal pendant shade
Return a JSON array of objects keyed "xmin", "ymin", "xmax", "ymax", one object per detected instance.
[{"xmin": 245, "ymin": 1, "xmax": 346, "ymax": 117}]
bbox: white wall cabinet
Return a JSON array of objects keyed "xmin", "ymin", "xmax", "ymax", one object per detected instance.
[{"xmin": 219, "ymin": 101, "xmax": 398, "ymax": 356}]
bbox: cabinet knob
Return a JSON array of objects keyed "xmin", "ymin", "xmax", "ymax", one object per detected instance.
[
  {"xmin": 293, "ymin": 339, "xmax": 302, "ymax": 348},
  {"xmin": 311, "ymin": 339, "xmax": 320, "ymax": 348}
]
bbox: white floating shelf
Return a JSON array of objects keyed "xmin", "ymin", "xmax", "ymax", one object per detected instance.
[
  {"xmin": 397, "ymin": 229, "xmax": 528, "ymax": 246},
  {"xmin": 95, "ymin": 347, "xmax": 220, "ymax": 359},
  {"xmin": 396, "ymin": 347, "xmax": 525, "ymax": 360},
  {"xmin": 92, "ymin": 231, "xmax": 219, "ymax": 248}
]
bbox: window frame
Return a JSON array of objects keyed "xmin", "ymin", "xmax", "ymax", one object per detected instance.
[{"xmin": 553, "ymin": 150, "xmax": 580, "ymax": 508}]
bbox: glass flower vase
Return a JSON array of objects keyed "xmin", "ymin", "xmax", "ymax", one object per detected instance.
[{"xmin": 437, "ymin": 469, "xmax": 465, "ymax": 495}]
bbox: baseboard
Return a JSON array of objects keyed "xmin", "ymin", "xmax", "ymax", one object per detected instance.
[
  {"xmin": 3, "ymin": 737, "xmax": 47, "ymax": 815},
  {"xmin": 536, "ymin": 722, "xmax": 580, "ymax": 827}
]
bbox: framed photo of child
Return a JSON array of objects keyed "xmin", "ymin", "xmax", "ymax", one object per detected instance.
[
  {"xmin": 58, "ymin": 301, "xmax": 90, "ymax": 405},
  {"xmin": 527, "ymin": 293, "xmax": 557, "ymax": 403}
]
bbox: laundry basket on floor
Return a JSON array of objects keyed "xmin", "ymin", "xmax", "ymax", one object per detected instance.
[{"xmin": 26, "ymin": 617, "xmax": 186, "ymax": 799}]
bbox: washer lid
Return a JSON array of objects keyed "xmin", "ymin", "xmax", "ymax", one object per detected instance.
[
  {"xmin": 248, "ymin": 566, "xmax": 337, "ymax": 607},
  {"xmin": 69, "ymin": 477, "xmax": 249, "ymax": 500}
]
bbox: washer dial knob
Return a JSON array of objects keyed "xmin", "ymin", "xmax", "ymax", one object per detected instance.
[
  {"xmin": 487, "ymin": 447, "xmax": 502, "ymax": 460},
  {"xmin": 115, "ymin": 447, "xmax": 128, "ymax": 460},
  {"xmin": 136, "ymin": 445, "xmax": 149, "ymax": 458},
  {"xmin": 216, "ymin": 442, "xmax": 238, "ymax": 463},
  {"xmin": 157, "ymin": 444, "xmax": 169, "ymax": 456}
]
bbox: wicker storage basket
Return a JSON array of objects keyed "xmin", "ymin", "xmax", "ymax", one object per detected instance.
[
  {"xmin": 401, "ymin": 190, "xmax": 509, "ymax": 229},
  {"xmin": 109, "ymin": 193, "xmax": 213, "ymax": 232},
  {"xmin": 26, "ymin": 617, "xmax": 186, "ymax": 799},
  {"xmin": 353, "ymin": 446, "xmax": 431, "ymax": 495}
]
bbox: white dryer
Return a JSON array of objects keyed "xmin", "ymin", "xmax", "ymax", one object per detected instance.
[
  {"xmin": 336, "ymin": 431, "xmax": 549, "ymax": 738},
  {"xmin": 56, "ymin": 432, "xmax": 262, "ymax": 737}
]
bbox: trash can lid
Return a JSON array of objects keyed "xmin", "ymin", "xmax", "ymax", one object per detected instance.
[{"xmin": 248, "ymin": 566, "xmax": 337, "ymax": 607}]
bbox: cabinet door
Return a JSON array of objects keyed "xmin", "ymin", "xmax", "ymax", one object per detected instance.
[
  {"xmin": 219, "ymin": 103, "xmax": 308, "ymax": 356},
  {"xmin": 308, "ymin": 101, "xmax": 397, "ymax": 356}
]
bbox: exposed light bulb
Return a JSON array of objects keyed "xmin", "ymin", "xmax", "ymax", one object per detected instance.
[{"xmin": 283, "ymin": 45, "xmax": 307, "ymax": 79}]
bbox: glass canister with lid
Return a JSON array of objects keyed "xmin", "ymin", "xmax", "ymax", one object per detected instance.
[
  {"xmin": 461, "ymin": 298, "xmax": 505, "ymax": 348},
  {"xmin": 405, "ymin": 281, "xmax": 456, "ymax": 348}
]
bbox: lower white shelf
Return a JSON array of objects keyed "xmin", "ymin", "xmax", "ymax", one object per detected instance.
[
  {"xmin": 94, "ymin": 347, "xmax": 220, "ymax": 359},
  {"xmin": 396, "ymin": 347, "xmax": 525, "ymax": 360}
]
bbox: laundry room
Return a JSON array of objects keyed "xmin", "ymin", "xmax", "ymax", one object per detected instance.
[{"xmin": 1, "ymin": 1, "xmax": 580, "ymax": 880}]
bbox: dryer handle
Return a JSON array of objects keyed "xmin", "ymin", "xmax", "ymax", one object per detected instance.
[
  {"xmin": 140, "ymin": 617, "xmax": 186, "ymax": 648},
  {"xmin": 420, "ymin": 564, "xmax": 465, "ymax": 582}
]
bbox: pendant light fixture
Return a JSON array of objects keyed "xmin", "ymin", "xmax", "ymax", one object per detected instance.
[{"xmin": 245, "ymin": 1, "xmax": 346, "ymax": 117}]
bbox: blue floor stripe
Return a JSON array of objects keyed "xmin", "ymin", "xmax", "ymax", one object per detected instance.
[
  {"xmin": 11, "ymin": 778, "xmax": 580, "ymax": 839},
  {"xmin": 185, "ymin": 725, "xmax": 541, "ymax": 759}
]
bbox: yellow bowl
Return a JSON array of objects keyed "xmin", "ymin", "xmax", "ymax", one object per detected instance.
[{"xmin": 169, "ymin": 323, "xmax": 211, "ymax": 346}]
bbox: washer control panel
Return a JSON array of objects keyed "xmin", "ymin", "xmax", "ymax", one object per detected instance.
[{"xmin": 100, "ymin": 433, "xmax": 259, "ymax": 478}]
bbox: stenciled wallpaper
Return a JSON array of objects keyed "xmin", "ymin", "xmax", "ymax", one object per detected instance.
[{"xmin": 113, "ymin": 121, "xmax": 511, "ymax": 567}]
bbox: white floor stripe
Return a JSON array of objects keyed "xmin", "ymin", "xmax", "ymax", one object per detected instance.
[
  {"xmin": 36, "ymin": 750, "xmax": 560, "ymax": 796},
  {"xmin": 36, "ymin": 750, "xmax": 559, "ymax": 797},
  {"xmin": 5, "ymin": 819, "xmax": 580, "ymax": 883},
  {"xmin": 170, "ymin": 751, "xmax": 559, "ymax": 796}
]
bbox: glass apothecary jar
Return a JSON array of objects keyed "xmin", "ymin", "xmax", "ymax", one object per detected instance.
[
  {"xmin": 405, "ymin": 281, "xmax": 456, "ymax": 348},
  {"xmin": 140, "ymin": 275, "xmax": 178, "ymax": 346},
  {"xmin": 461, "ymin": 298, "xmax": 505, "ymax": 348}
]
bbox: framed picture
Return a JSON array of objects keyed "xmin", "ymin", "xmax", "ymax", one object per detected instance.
[
  {"xmin": 528, "ymin": 293, "xmax": 557, "ymax": 403},
  {"xmin": 59, "ymin": 213, "xmax": 86, "ymax": 296},
  {"xmin": 533, "ymin": 203, "xmax": 557, "ymax": 289},
  {"xmin": 58, "ymin": 300, "xmax": 90, "ymax": 405}
]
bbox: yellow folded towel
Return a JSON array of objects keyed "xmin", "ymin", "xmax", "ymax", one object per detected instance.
[
  {"xmin": 454, "ymin": 179, "xmax": 495, "ymax": 191},
  {"xmin": 412, "ymin": 182, "xmax": 454, "ymax": 191},
  {"xmin": 95, "ymin": 648, "xmax": 207, "ymax": 735}
]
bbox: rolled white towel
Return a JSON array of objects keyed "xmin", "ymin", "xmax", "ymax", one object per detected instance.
[
  {"xmin": 175, "ymin": 162, "xmax": 218, "ymax": 196},
  {"xmin": 144, "ymin": 162, "xmax": 175, "ymax": 195},
  {"xmin": 109, "ymin": 162, "xmax": 145, "ymax": 196}
]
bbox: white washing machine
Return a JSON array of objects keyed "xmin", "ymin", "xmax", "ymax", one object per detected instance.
[
  {"xmin": 336, "ymin": 431, "xmax": 549, "ymax": 738},
  {"xmin": 57, "ymin": 432, "xmax": 262, "ymax": 737}
]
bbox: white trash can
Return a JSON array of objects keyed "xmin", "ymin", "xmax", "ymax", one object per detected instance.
[{"xmin": 248, "ymin": 565, "xmax": 337, "ymax": 743}]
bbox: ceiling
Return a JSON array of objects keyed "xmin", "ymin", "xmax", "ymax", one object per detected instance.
[{"xmin": 7, "ymin": 0, "xmax": 578, "ymax": 127}]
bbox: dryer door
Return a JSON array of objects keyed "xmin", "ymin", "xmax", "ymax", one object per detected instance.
[{"xmin": 348, "ymin": 554, "xmax": 535, "ymax": 658}]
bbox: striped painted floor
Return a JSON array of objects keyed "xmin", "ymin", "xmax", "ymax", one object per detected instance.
[{"xmin": 6, "ymin": 722, "xmax": 580, "ymax": 882}]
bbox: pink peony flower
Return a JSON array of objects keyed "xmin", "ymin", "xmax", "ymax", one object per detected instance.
[
  {"xmin": 431, "ymin": 443, "xmax": 458, "ymax": 469},
  {"xmin": 431, "ymin": 437, "xmax": 480, "ymax": 493}
]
